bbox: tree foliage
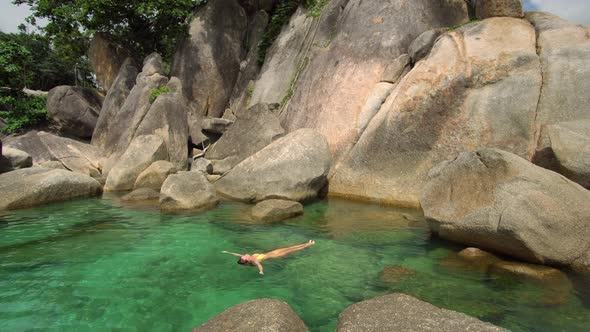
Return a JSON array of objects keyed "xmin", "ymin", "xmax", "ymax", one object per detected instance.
[
  {"xmin": 0, "ymin": 90, "xmax": 48, "ymax": 134},
  {"xmin": 14, "ymin": 0, "xmax": 206, "ymax": 63},
  {"xmin": 0, "ymin": 29, "xmax": 77, "ymax": 91}
]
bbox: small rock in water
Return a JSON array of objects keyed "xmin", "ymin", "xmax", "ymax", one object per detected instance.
[
  {"xmin": 441, "ymin": 248, "xmax": 501, "ymax": 274},
  {"xmin": 379, "ymin": 265, "xmax": 416, "ymax": 283},
  {"xmin": 251, "ymin": 199, "xmax": 304, "ymax": 223},
  {"xmin": 489, "ymin": 261, "xmax": 573, "ymax": 306}
]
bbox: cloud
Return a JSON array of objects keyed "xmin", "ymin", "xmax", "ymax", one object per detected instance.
[{"xmin": 524, "ymin": 0, "xmax": 590, "ymax": 24}]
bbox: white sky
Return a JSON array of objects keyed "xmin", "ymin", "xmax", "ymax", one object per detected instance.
[{"xmin": 0, "ymin": 0, "xmax": 589, "ymax": 33}]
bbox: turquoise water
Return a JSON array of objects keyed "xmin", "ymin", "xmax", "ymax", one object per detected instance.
[{"xmin": 1, "ymin": 197, "xmax": 589, "ymax": 331}]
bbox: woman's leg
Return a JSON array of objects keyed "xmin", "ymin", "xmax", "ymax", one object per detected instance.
[{"xmin": 265, "ymin": 241, "xmax": 314, "ymax": 258}]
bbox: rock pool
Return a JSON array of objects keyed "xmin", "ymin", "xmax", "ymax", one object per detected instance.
[{"xmin": 1, "ymin": 197, "xmax": 589, "ymax": 331}]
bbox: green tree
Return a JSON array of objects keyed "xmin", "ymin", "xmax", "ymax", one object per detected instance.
[
  {"xmin": 0, "ymin": 37, "xmax": 32, "ymax": 89},
  {"xmin": 14, "ymin": 0, "xmax": 206, "ymax": 64},
  {"xmin": 0, "ymin": 29, "xmax": 78, "ymax": 91}
]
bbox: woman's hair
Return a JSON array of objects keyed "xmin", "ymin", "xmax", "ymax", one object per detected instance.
[{"xmin": 237, "ymin": 258, "xmax": 249, "ymax": 265}]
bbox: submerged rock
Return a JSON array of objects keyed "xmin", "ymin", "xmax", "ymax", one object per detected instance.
[
  {"xmin": 160, "ymin": 171, "xmax": 218, "ymax": 211},
  {"xmin": 251, "ymin": 199, "xmax": 304, "ymax": 223},
  {"xmin": 47, "ymin": 86, "xmax": 104, "ymax": 138},
  {"xmin": 0, "ymin": 168, "xmax": 102, "ymax": 211},
  {"xmin": 105, "ymin": 135, "xmax": 168, "ymax": 192},
  {"xmin": 192, "ymin": 298, "xmax": 309, "ymax": 332},
  {"xmin": 336, "ymin": 293, "xmax": 505, "ymax": 331},
  {"xmin": 133, "ymin": 160, "xmax": 177, "ymax": 191},
  {"xmin": 215, "ymin": 129, "xmax": 331, "ymax": 203},
  {"xmin": 379, "ymin": 265, "xmax": 416, "ymax": 283},
  {"xmin": 489, "ymin": 261, "xmax": 573, "ymax": 305},
  {"xmin": 421, "ymin": 149, "xmax": 590, "ymax": 271}
]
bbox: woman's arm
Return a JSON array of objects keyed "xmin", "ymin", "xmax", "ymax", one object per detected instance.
[
  {"xmin": 221, "ymin": 251, "xmax": 243, "ymax": 257},
  {"xmin": 254, "ymin": 261, "xmax": 264, "ymax": 275}
]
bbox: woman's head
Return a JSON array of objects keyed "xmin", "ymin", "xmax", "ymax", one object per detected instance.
[{"xmin": 237, "ymin": 255, "xmax": 250, "ymax": 265}]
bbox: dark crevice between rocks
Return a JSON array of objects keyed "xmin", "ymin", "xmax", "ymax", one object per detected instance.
[{"xmin": 531, "ymin": 29, "xmax": 545, "ymax": 162}]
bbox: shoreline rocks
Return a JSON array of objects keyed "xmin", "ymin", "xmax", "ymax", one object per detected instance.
[
  {"xmin": 215, "ymin": 129, "xmax": 331, "ymax": 203},
  {"xmin": 160, "ymin": 171, "xmax": 219, "ymax": 211},
  {"xmin": 47, "ymin": 86, "xmax": 104, "ymax": 138},
  {"xmin": 192, "ymin": 299, "xmax": 309, "ymax": 332},
  {"xmin": 104, "ymin": 135, "xmax": 168, "ymax": 192},
  {"xmin": 0, "ymin": 146, "xmax": 32, "ymax": 173},
  {"xmin": 421, "ymin": 149, "xmax": 590, "ymax": 271},
  {"xmin": 336, "ymin": 293, "xmax": 505, "ymax": 331},
  {"xmin": 251, "ymin": 199, "xmax": 304, "ymax": 223},
  {"xmin": 0, "ymin": 168, "xmax": 102, "ymax": 211}
]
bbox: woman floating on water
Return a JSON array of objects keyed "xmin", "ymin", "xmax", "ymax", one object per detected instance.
[{"xmin": 222, "ymin": 240, "xmax": 315, "ymax": 275}]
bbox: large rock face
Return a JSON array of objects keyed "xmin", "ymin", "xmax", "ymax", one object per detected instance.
[
  {"xmin": 160, "ymin": 171, "xmax": 219, "ymax": 211},
  {"xmin": 215, "ymin": 129, "xmax": 331, "ymax": 202},
  {"xmin": 527, "ymin": 12, "xmax": 590, "ymax": 125},
  {"xmin": 225, "ymin": 9, "xmax": 269, "ymax": 117},
  {"xmin": 100, "ymin": 53, "xmax": 168, "ymax": 171},
  {"xmin": 250, "ymin": 6, "xmax": 315, "ymax": 107},
  {"xmin": 134, "ymin": 77, "xmax": 190, "ymax": 171},
  {"xmin": 92, "ymin": 58, "xmax": 138, "ymax": 150},
  {"xmin": 421, "ymin": 149, "xmax": 590, "ymax": 271},
  {"xmin": 330, "ymin": 18, "xmax": 541, "ymax": 207},
  {"xmin": 88, "ymin": 32, "xmax": 131, "ymax": 91},
  {"xmin": 205, "ymin": 103, "xmax": 284, "ymax": 174},
  {"xmin": 545, "ymin": 120, "xmax": 590, "ymax": 188},
  {"xmin": 47, "ymin": 86, "xmax": 104, "ymax": 138},
  {"xmin": 336, "ymin": 293, "xmax": 505, "ymax": 332},
  {"xmin": 279, "ymin": 0, "xmax": 469, "ymax": 160},
  {"xmin": 104, "ymin": 135, "xmax": 168, "ymax": 192},
  {"xmin": 5, "ymin": 131, "xmax": 104, "ymax": 178},
  {"xmin": 192, "ymin": 299, "xmax": 309, "ymax": 332},
  {"xmin": 0, "ymin": 168, "xmax": 102, "ymax": 211},
  {"xmin": 171, "ymin": 0, "xmax": 247, "ymax": 120}
]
